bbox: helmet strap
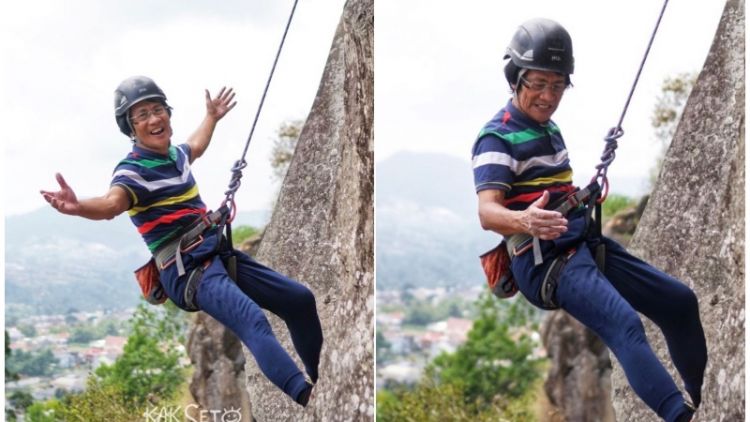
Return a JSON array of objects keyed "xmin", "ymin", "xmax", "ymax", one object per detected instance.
[{"xmin": 512, "ymin": 68, "xmax": 528, "ymax": 98}]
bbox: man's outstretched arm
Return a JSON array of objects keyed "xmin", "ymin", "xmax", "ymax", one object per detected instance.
[
  {"xmin": 186, "ymin": 87, "xmax": 237, "ymax": 163},
  {"xmin": 40, "ymin": 173, "xmax": 130, "ymax": 220}
]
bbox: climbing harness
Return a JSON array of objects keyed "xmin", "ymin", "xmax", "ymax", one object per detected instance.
[
  {"xmin": 482, "ymin": 0, "xmax": 670, "ymax": 299},
  {"xmin": 540, "ymin": 248, "xmax": 576, "ymax": 309},
  {"xmin": 480, "ymin": 181, "xmax": 601, "ymax": 299},
  {"xmin": 505, "ymin": 181, "xmax": 602, "ymax": 262},
  {"xmin": 136, "ymin": 0, "xmax": 300, "ymax": 309}
]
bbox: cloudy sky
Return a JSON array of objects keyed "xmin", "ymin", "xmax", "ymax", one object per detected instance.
[
  {"xmin": 2, "ymin": 0, "xmax": 346, "ymax": 216},
  {"xmin": 375, "ymin": 0, "xmax": 727, "ymax": 197},
  {"xmin": 0, "ymin": 0, "xmax": 731, "ymax": 215}
]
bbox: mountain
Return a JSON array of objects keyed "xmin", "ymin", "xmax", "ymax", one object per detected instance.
[
  {"xmin": 5, "ymin": 207, "xmax": 270, "ymax": 317},
  {"xmin": 376, "ymin": 151, "xmax": 497, "ymax": 289}
]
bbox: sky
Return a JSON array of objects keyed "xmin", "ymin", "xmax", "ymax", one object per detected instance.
[
  {"xmin": 1, "ymin": 0, "xmax": 347, "ymax": 216},
  {"xmin": 375, "ymin": 0, "xmax": 728, "ymax": 198},
  {"xmin": 0, "ymin": 1, "xmax": 730, "ymax": 214}
]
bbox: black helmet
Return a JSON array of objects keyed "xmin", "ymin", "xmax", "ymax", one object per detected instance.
[
  {"xmin": 114, "ymin": 76, "xmax": 170, "ymax": 137},
  {"xmin": 503, "ymin": 18, "xmax": 574, "ymax": 86}
]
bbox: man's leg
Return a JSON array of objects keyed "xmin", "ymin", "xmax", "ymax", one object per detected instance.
[
  {"xmin": 195, "ymin": 257, "xmax": 311, "ymax": 403},
  {"xmin": 228, "ymin": 251, "xmax": 323, "ymax": 383},
  {"xmin": 554, "ymin": 246, "xmax": 689, "ymax": 422},
  {"xmin": 599, "ymin": 237, "xmax": 707, "ymax": 407}
]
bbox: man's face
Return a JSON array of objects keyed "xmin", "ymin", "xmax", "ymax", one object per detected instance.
[
  {"xmin": 130, "ymin": 100, "xmax": 173, "ymax": 153},
  {"xmin": 513, "ymin": 70, "xmax": 567, "ymax": 124}
]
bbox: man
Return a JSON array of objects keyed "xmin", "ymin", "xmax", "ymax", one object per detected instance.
[
  {"xmin": 41, "ymin": 76, "xmax": 322, "ymax": 406},
  {"xmin": 472, "ymin": 19, "xmax": 706, "ymax": 422}
]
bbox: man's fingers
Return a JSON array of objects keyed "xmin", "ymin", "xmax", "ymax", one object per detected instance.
[
  {"xmin": 533, "ymin": 208, "xmax": 565, "ymax": 223},
  {"xmin": 55, "ymin": 173, "xmax": 69, "ymax": 190},
  {"xmin": 41, "ymin": 192, "xmax": 54, "ymax": 204},
  {"xmin": 535, "ymin": 225, "xmax": 568, "ymax": 240},
  {"xmin": 216, "ymin": 86, "xmax": 227, "ymax": 99},
  {"xmin": 532, "ymin": 190, "xmax": 550, "ymax": 208},
  {"xmin": 537, "ymin": 225, "xmax": 567, "ymax": 234}
]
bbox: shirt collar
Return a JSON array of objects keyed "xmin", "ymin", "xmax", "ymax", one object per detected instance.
[
  {"xmin": 131, "ymin": 143, "xmax": 174, "ymax": 160},
  {"xmin": 505, "ymin": 99, "xmax": 553, "ymax": 130}
]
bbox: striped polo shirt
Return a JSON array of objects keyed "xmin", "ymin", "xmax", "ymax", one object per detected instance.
[
  {"xmin": 111, "ymin": 144, "xmax": 207, "ymax": 252},
  {"xmin": 472, "ymin": 99, "xmax": 575, "ymax": 211}
]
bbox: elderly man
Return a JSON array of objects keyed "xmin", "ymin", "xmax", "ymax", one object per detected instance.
[
  {"xmin": 472, "ymin": 19, "xmax": 706, "ymax": 422},
  {"xmin": 41, "ymin": 76, "xmax": 322, "ymax": 406}
]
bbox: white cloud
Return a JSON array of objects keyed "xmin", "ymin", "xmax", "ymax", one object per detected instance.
[{"xmin": 2, "ymin": 0, "xmax": 346, "ymax": 215}]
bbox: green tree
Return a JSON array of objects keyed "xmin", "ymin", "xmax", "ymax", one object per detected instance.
[
  {"xmin": 376, "ymin": 329, "xmax": 391, "ymax": 365},
  {"xmin": 426, "ymin": 294, "xmax": 542, "ymax": 407},
  {"xmin": 6, "ymin": 330, "xmax": 19, "ymax": 381},
  {"xmin": 601, "ymin": 193, "xmax": 638, "ymax": 220},
  {"xmin": 17, "ymin": 323, "xmax": 37, "ymax": 338},
  {"xmin": 232, "ymin": 225, "xmax": 261, "ymax": 245},
  {"xmin": 378, "ymin": 294, "xmax": 544, "ymax": 421},
  {"xmin": 270, "ymin": 119, "xmax": 304, "ymax": 182},
  {"xmin": 5, "ymin": 390, "xmax": 34, "ymax": 421},
  {"xmin": 377, "ymin": 378, "xmax": 540, "ymax": 422},
  {"xmin": 94, "ymin": 302, "xmax": 187, "ymax": 404},
  {"xmin": 25, "ymin": 399, "xmax": 64, "ymax": 422},
  {"xmin": 377, "ymin": 382, "xmax": 504, "ymax": 422},
  {"xmin": 6, "ymin": 349, "xmax": 58, "ymax": 377},
  {"xmin": 68, "ymin": 326, "xmax": 97, "ymax": 344},
  {"xmin": 58, "ymin": 377, "xmax": 139, "ymax": 422},
  {"xmin": 7, "ymin": 390, "xmax": 34, "ymax": 411},
  {"xmin": 403, "ymin": 303, "xmax": 437, "ymax": 326},
  {"xmin": 26, "ymin": 302, "xmax": 188, "ymax": 420}
]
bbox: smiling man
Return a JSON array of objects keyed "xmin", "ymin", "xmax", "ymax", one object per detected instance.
[
  {"xmin": 41, "ymin": 76, "xmax": 322, "ymax": 407},
  {"xmin": 471, "ymin": 19, "xmax": 706, "ymax": 422}
]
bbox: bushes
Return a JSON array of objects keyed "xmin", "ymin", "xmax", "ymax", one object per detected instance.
[{"xmin": 377, "ymin": 294, "xmax": 544, "ymax": 421}]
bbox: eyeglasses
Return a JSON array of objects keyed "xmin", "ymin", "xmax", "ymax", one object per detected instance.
[
  {"xmin": 519, "ymin": 77, "xmax": 568, "ymax": 94},
  {"xmin": 130, "ymin": 105, "xmax": 168, "ymax": 124}
]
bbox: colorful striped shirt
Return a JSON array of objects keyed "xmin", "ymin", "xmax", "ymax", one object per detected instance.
[
  {"xmin": 111, "ymin": 144, "xmax": 207, "ymax": 252},
  {"xmin": 472, "ymin": 99, "xmax": 575, "ymax": 211}
]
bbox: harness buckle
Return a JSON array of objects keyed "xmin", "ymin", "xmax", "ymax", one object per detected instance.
[
  {"xmin": 158, "ymin": 234, "xmax": 205, "ymax": 270},
  {"xmin": 513, "ymin": 239, "xmax": 533, "ymax": 257}
]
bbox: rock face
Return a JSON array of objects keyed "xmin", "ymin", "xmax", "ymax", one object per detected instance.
[
  {"xmin": 541, "ymin": 312, "xmax": 615, "ymax": 422},
  {"xmin": 186, "ymin": 313, "xmax": 251, "ymax": 419},
  {"xmin": 243, "ymin": 0, "xmax": 374, "ymax": 420},
  {"xmin": 611, "ymin": 1, "xmax": 745, "ymax": 420}
]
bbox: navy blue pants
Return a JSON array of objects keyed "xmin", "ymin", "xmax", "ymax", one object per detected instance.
[
  {"xmin": 160, "ymin": 233, "xmax": 323, "ymax": 403},
  {"xmin": 511, "ymin": 231, "xmax": 707, "ymax": 422}
]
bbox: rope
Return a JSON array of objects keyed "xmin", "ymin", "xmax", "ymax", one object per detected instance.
[
  {"xmin": 222, "ymin": 0, "xmax": 300, "ymax": 216},
  {"xmin": 592, "ymin": 0, "xmax": 669, "ymax": 202}
]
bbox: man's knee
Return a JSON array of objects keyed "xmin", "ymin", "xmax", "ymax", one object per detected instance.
[
  {"xmin": 671, "ymin": 281, "xmax": 699, "ymax": 312},
  {"xmin": 288, "ymin": 283, "xmax": 316, "ymax": 310},
  {"xmin": 620, "ymin": 311, "xmax": 648, "ymax": 346}
]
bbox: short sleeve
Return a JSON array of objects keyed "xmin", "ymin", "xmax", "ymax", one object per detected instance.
[
  {"xmin": 111, "ymin": 166, "xmax": 143, "ymax": 209},
  {"xmin": 472, "ymin": 134, "xmax": 514, "ymax": 193},
  {"xmin": 177, "ymin": 143, "xmax": 192, "ymax": 162}
]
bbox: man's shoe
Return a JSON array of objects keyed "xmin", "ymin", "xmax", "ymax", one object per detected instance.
[
  {"xmin": 676, "ymin": 401, "xmax": 696, "ymax": 422},
  {"xmin": 296, "ymin": 382, "xmax": 314, "ymax": 407}
]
